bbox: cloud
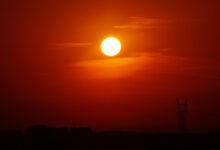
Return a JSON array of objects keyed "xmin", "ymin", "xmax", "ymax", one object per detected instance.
[
  {"xmin": 113, "ymin": 17, "xmax": 199, "ymax": 29},
  {"xmin": 71, "ymin": 57, "xmax": 146, "ymax": 79},
  {"xmin": 70, "ymin": 53, "xmax": 220, "ymax": 82},
  {"xmin": 49, "ymin": 42, "xmax": 91, "ymax": 48}
]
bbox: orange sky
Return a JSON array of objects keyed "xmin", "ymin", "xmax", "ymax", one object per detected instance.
[{"xmin": 0, "ymin": 0, "xmax": 219, "ymax": 132}]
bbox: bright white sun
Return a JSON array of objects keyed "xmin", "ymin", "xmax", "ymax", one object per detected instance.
[{"xmin": 101, "ymin": 37, "xmax": 121, "ymax": 56}]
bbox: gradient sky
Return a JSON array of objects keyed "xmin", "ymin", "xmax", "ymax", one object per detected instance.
[{"xmin": 0, "ymin": 0, "xmax": 219, "ymax": 132}]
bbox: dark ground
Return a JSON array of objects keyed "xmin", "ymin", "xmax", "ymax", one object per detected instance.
[{"xmin": 0, "ymin": 125, "xmax": 220, "ymax": 149}]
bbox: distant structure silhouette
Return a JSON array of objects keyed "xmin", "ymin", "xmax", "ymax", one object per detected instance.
[
  {"xmin": 27, "ymin": 125, "xmax": 93, "ymax": 137},
  {"xmin": 176, "ymin": 98, "xmax": 188, "ymax": 133}
]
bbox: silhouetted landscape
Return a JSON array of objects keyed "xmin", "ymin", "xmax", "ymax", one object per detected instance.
[{"xmin": 0, "ymin": 125, "xmax": 220, "ymax": 149}]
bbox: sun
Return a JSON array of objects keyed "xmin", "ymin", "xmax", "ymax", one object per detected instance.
[{"xmin": 101, "ymin": 37, "xmax": 121, "ymax": 56}]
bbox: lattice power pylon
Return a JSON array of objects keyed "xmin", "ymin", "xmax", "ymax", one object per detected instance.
[{"xmin": 176, "ymin": 98, "xmax": 188, "ymax": 133}]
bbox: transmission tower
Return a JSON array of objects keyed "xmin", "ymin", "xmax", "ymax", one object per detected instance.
[{"xmin": 176, "ymin": 98, "xmax": 188, "ymax": 133}]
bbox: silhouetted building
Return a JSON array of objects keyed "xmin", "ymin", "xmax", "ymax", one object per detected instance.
[
  {"xmin": 57, "ymin": 127, "xmax": 68, "ymax": 137},
  {"xmin": 27, "ymin": 125, "xmax": 56, "ymax": 137},
  {"xmin": 70, "ymin": 127, "xmax": 93, "ymax": 136}
]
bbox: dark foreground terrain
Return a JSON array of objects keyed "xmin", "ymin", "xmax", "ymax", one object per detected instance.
[{"xmin": 0, "ymin": 125, "xmax": 220, "ymax": 149}]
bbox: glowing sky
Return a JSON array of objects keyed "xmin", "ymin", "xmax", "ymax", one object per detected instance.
[{"xmin": 0, "ymin": 0, "xmax": 219, "ymax": 132}]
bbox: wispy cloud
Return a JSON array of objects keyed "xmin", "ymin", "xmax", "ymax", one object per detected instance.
[
  {"xmin": 71, "ymin": 54, "xmax": 220, "ymax": 81},
  {"xmin": 113, "ymin": 17, "xmax": 199, "ymax": 29},
  {"xmin": 49, "ymin": 42, "xmax": 91, "ymax": 48}
]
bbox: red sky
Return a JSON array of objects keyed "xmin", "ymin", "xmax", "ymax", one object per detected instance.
[{"xmin": 0, "ymin": 0, "xmax": 219, "ymax": 132}]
